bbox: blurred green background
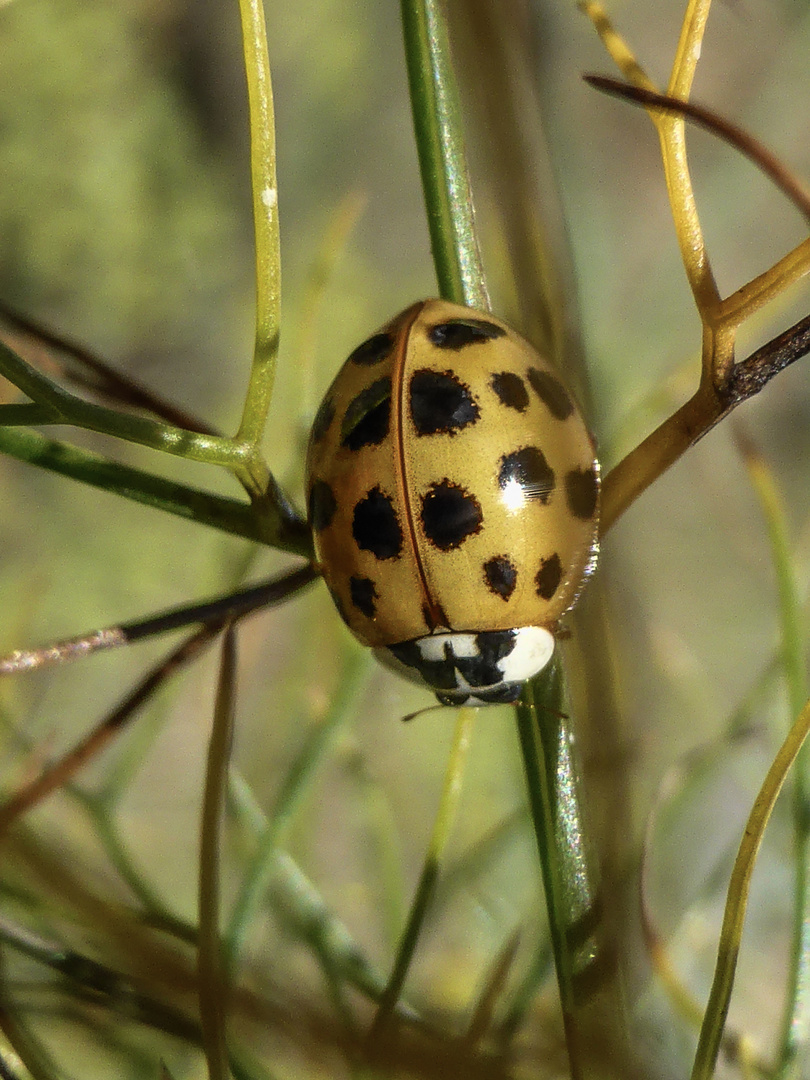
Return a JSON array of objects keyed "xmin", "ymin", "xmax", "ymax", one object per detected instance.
[{"xmin": 0, "ymin": 0, "xmax": 809, "ymax": 1076}]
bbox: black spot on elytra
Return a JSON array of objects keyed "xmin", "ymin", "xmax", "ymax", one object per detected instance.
[
  {"xmin": 483, "ymin": 555, "xmax": 518, "ymax": 600},
  {"xmin": 565, "ymin": 466, "xmax": 599, "ymax": 520},
  {"xmin": 311, "ymin": 395, "xmax": 336, "ymax": 442},
  {"xmin": 410, "ymin": 369, "xmax": 479, "ymax": 435},
  {"xmin": 349, "ymin": 576, "xmax": 378, "ymax": 618},
  {"xmin": 527, "ymin": 367, "xmax": 574, "ymax": 420},
  {"xmin": 490, "ymin": 371, "xmax": 529, "ymax": 412},
  {"xmin": 340, "ymin": 377, "xmax": 392, "ymax": 450},
  {"xmin": 535, "ymin": 553, "xmax": 563, "ymax": 600},
  {"xmin": 352, "ymin": 487, "xmax": 403, "ymax": 560},
  {"xmin": 498, "ymin": 447, "xmax": 555, "ymax": 503},
  {"xmin": 309, "ymin": 480, "xmax": 337, "ymax": 532},
  {"xmin": 348, "ymin": 332, "xmax": 394, "ymax": 366},
  {"xmin": 421, "ymin": 479, "xmax": 483, "ymax": 550},
  {"xmin": 428, "ymin": 318, "xmax": 506, "ymax": 350}
]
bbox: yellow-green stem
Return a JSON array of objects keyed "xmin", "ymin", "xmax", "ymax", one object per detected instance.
[{"xmin": 235, "ymin": 0, "xmax": 282, "ymax": 456}]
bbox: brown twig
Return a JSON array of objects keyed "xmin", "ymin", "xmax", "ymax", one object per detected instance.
[
  {"xmin": 602, "ymin": 312, "xmax": 810, "ymax": 534},
  {"xmin": 0, "ymin": 563, "xmax": 318, "ymax": 675},
  {"xmin": 0, "ymin": 301, "xmax": 219, "ymax": 435},
  {"xmin": 0, "ymin": 564, "xmax": 319, "ymax": 834},
  {"xmin": 585, "ymin": 77, "xmax": 810, "ymax": 225},
  {"xmin": 0, "ymin": 626, "xmax": 220, "ymax": 836}
]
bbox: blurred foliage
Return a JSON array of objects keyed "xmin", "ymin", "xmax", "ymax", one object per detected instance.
[{"xmin": 0, "ymin": 0, "xmax": 809, "ymax": 1077}]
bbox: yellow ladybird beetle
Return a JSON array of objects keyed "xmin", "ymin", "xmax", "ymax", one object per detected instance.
[{"xmin": 306, "ymin": 299, "xmax": 600, "ymax": 705}]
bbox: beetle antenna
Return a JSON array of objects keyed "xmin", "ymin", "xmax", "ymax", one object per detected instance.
[{"xmin": 401, "ymin": 702, "xmax": 470, "ymax": 723}]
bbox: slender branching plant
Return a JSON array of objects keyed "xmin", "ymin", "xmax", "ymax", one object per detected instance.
[{"xmin": 0, "ymin": 1, "xmax": 808, "ymax": 1078}]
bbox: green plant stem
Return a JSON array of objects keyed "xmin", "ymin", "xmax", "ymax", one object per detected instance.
[
  {"xmin": 495, "ymin": 938, "xmax": 555, "ymax": 1048},
  {"xmin": 368, "ymin": 706, "xmax": 476, "ymax": 1040},
  {"xmin": 515, "ymin": 660, "xmax": 608, "ymax": 1080},
  {"xmin": 400, "ymin": 0, "xmax": 487, "ymax": 309},
  {"xmin": 743, "ymin": 443, "xmax": 810, "ymax": 1077},
  {"xmin": 85, "ymin": 795, "xmax": 179, "ymax": 925},
  {"xmin": 691, "ymin": 697, "xmax": 810, "ymax": 1080},
  {"xmin": 198, "ymin": 630, "xmax": 237, "ymax": 1080},
  {"xmin": 0, "ymin": 340, "xmax": 247, "ymax": 469},
  {"xmin": 0, "ymin": 0, "xmax": 289, "ymax": 517},
  {"xmin": 235, "ymin": 0, "xmax": 281, "ymax": 452},
  {"xmin": 0, "ymin": 403, "xmax": 58, "ymax": 425},
  {"xmin": 198, "ymin": 629, "xmax": 238, "ymax": 1080},
  {"xmin": 0, "ymin": 424, "xmax": 311, "ymax": 555},
  {"xmin": 354, "ymin": 761, "xmax": 408, "ymax": 955},
  {"xmin": 402, "ymin": 6, "xmax": 615, "ymax": 1070},
  {"xmin": 225, "ymin": 648, "xmax": 369, "ymax": 967},
  {"xmin": 227, "ymin": 775, "xmax": 390, "ymax": 1005},
  {"xmin": 0, "ymin": 975, "xmax": 62, "ymax": 1080}
]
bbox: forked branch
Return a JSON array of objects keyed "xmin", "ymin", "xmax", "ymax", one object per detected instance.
[
  {"xmin": 602, "ymin": 311, "xmax": 810, "ymax": 534},
  {"xmin": 581, "ymin": 17, "xmax": 810, "ymax": 534}
]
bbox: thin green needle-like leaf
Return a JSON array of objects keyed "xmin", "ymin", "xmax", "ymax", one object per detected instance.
[
  {"xmin": 230, "ymin": 1051, "xmax": 282, "ymax": 1080},
  {"xmin": 495, "ymin": 937, "xmax": 555, "ymax": 1049},
  {"xmin": 0, "ymin": 332, "xmax": 304, "ymax": 535},
  {"xmin": 402, "ymin": 6, "xmax": 627, "ymax": 1075},
  {"xmin": 0, "ymin": 989, "xmax": 62, "ymax": 1080},
  {"xmin": 198, "ymin": 628, "xmax": 238, "ymax": 1080},
  {"xmin": 235, "ymin": 0, "xmax": 281, "ymax": 453},
  {"xmin": 0, "ymin": 424, "xmax": 311, "ymax": 555},
  {"xmin": 741, "ymin": 436, "xmax": 810, "ymax": 1077},
  {"xmin": 227, "ymin": 773, "xmax": 390, "ymax": 1004},
  {"xmin": 83, "ymin": 795, "xmax": 180, "ymax": 927},
  {"xmin": 353, "ymin": 761, "xmax": 408, "ymax": 956},
  {"xmin": 400, "ymin": 0, "xmax": 487, "ymax": 308},
  {"xmin": 0, "ymin": 300, "xmax": 219, "ymax": 434},
  {"xmin": 691, "ymin": 697, "xmax": 810, "ymax": 1080},
  {"xmin": 742, "ymin": 441, "xmax": 808, "ymax": 740},
  {"xmin": 225, "ymin": 649, "xmax": 369, "ymax": 967},
  {"xmin": 0, "ymin": 403, "xmax": 58, "ymax": 426},
  {"xmin": 431, "ymin": 808, "xmax": 525, "ymax": 917},
  {"xmin": 465, "ymin": 930, "xmax": 521, "ymax": 1048},
  {"xmin": 516, "ymin": 663, "xmax": 591, "ymax": 1080},
  {"xmin": 368, "ymin": 705, "xmax": 476, "ymax": 1040},
  {"xmin": 0, "ymin": 339, "xmax": 246, "ymax": 469},
  {"xmin": 516, "ymin": 659, "xmax": 630, "ymax": 1079}
]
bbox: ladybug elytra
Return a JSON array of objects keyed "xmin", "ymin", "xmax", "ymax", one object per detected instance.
[{"xmin": 306, "ymin": 299, "xmax": 599, "ymax": 706}]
